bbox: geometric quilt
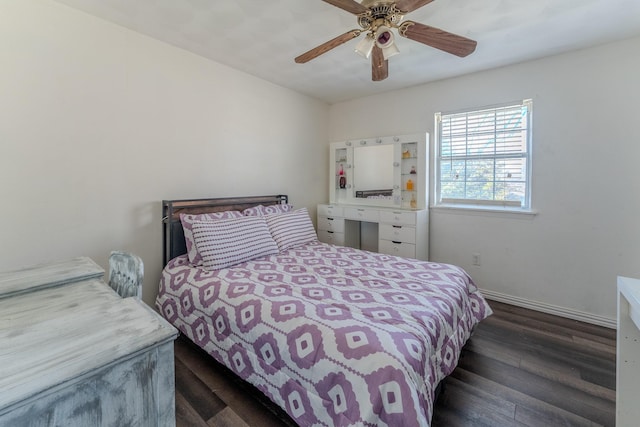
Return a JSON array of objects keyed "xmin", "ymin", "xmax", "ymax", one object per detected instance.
[{"xmin": 156, "ymin": 241, "xmax": 492, "ymax": 426}]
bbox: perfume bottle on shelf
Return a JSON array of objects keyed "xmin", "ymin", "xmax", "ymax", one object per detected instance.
[
  {"xmin": 410, "ymin": 165, "xmax": 416, "ymax": 174},
  {"xmin": 406, "ymin": 179, "xmax": 414, "ymax": 191},
  {"xmin": 339, "ymin": 164, "xmax": 346, "ymax": 189},
  {"xmin": 410, "ymin": 193, "xmax": 417, "ymax": 209}
]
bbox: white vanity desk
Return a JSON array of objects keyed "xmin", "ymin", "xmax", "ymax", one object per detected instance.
[
  {"xmin": 320, "ymin": 133, "xmax": 429, "ymax": 260},
  {"xmin": 317, "ymin": 204, "xmax": 429, "ymax": 260}
]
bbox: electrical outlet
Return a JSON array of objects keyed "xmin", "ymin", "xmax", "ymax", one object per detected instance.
[{"xmin": 472, "ymin": 253, "xmax": 481, "ymax": 266}]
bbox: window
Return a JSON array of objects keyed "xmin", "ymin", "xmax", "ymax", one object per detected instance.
[{"xmin": 435, "ymin": 99, "xmax": 532, "ymax": 211}]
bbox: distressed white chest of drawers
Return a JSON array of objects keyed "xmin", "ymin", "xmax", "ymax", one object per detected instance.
[{"xmin": 0, "ymin": 257, "xmax": 178, "ymax": 427}]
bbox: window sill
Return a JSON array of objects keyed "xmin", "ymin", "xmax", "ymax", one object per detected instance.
[{"xmin": 431, "ymin": 203, "xmax": 538, "ymax": 218}]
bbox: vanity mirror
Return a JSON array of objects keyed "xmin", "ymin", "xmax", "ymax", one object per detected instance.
[
  {"xmin": 353, "ymin": 144, "xmax": 394, "ymax": 199},
  {"xmin": 329, "ymin": 133, "xmax": 428, "ymax": 209}
]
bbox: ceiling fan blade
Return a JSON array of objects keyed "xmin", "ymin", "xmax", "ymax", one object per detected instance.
[
  {"xmin": 295, "ymin": 30, "xmax": 361, "ymax": 64},
  {"xmin": 399, "ymin": 21, "xmax": 476, "ymax": 57},
  {"xmin": 322, "ymin": 0, "xmax": 369, "ymax": 15},
  {"xmin": 371, "ymin": 45, "xmax": 389, "ymax": 81},
  {"xmin": 394, "ymin": 0, "xmax": 435, "ymax": 13}
]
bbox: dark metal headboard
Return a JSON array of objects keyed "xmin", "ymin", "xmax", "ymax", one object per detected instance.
[{"xmin": 162, "ymin": 195, "xmax": 288, "ymax": 266}]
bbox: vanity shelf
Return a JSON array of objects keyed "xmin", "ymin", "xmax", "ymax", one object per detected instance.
[{"xmin": 329, "ymin": 133, "xmax": 428, "ymax": 209}]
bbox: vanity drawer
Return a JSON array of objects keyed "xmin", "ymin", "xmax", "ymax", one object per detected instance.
[
  {"xmin": 379, "ymin": 210, "xmax": 416, "ymax": 226},
  {"xmin": 317, "ymin": 230, "xmax": 345, "ymax": 246},
  {"xmin": 344, "ymin": 207, "xmax": 379, "ymax": 222},
  {"xmin": 379, "ymin": 224, "xmax": 416, "ymax": 244},
  {"xmin": 379, "ymin": 240, "xmax": 416, "ymax": 259},
  {"xmin": 317, "ymin": 216, "xmax": 345, "ymax": 232},
  {"xmin": 318, "ymin": 204, "xmax": 343, "ymax": 217}
]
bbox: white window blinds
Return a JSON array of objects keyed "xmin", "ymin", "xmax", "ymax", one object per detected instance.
[{"xmin": 435, "ymin": 99, "xmax": 532, "ymax": 209}]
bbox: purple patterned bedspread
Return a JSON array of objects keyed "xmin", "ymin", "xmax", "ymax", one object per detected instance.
[{"xmin": 156, "ymin": 241, "xmax": 492, "ymax": 426}]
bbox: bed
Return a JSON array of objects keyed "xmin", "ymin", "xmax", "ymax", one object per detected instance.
[{"xmin": 156, "ymin": 195, "xmax": 492, "ymax": 426}]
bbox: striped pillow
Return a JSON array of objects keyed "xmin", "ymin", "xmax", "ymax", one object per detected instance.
[
  {"xmin": 180, "ymin": 211, "xmax": 243, "ymax": 266},
  {"xmin": 266, "ymin": 208, "xmax": 318, "ymax": 252},
  {"xmin": 191, "ymin": 216, "xmax": 279, "ymax": 270},
  {"xmin": 242, "ymin": 204, "xmax": 293, "ymax": 216}
]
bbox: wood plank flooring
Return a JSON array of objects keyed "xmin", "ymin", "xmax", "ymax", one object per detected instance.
[{"xmin": 174, "ymin": 300, "xmax": 616, "ymax": 426}]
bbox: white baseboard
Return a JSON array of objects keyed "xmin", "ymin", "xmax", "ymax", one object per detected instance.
[{"xmin": 480, "ymin": 288, "xmax": 617, "ymax": 329}]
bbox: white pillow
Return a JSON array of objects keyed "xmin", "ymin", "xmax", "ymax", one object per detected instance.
[
  {"xmin": 180, "ymin": 211, "xmax": 243, "ymax": 266},
  {"xmin": 191, "ymin": 216, "xmax": 279, "ymax": 270},
  {"xmin": 266, "ymin": 208, "xmax": 318, "ymax": 251}
]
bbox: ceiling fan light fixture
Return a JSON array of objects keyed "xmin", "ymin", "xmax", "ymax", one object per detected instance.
[
  {"xmin": 375, "ymin": 26, "xmax": 400, "ymax": 59},
  {"xmin": 355, "ymin": 34, "xmax": 375, "ymax": 59},
  {"xmin": 375, "ymin": 26, "xmax": 394, "ymax": 47},
  {"xmin": 381, "ymin": 42, "xmax": 400, "ymax": 60}
]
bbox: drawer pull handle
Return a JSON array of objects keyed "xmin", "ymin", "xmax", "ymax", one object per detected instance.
[
  {"xmin": 392, "ymin": 225, "xmax": 402, "ymax": 229},
  {"xmin": 328, "ymin": 218, "xmax": 334, "ymax": 221},
  {"xmin": 392, "ymin": 241, "xmax": 402, "ymax": 244},
  {"xmin": 327, "ymin": 231, "xmax": 334, "ymax": 234}
]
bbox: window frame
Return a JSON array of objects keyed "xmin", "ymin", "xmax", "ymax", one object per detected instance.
[{"xmin": 434, "ymin": 99, "xmax": 533, "ymax": 213}]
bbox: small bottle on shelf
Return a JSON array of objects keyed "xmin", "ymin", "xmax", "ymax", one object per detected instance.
[{"xmin": 406, "ymin": 179, "xmax": 414, "ymax": 191}]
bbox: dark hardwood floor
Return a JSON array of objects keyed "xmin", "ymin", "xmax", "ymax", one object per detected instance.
[{"xmin": 174, "ymin": 300, "xmax": 616, "ymax": 427}]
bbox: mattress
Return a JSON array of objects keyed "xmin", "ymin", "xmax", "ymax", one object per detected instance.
[{"xmin": 156, "ymin": 241, "xmax": 492, "ymax": 426}]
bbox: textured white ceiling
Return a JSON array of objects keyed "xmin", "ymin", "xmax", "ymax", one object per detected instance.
[{"xmin": 53, "ymin": 0, "xmax": 640, "ymax": 104}]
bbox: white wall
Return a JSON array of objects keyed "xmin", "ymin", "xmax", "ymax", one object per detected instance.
[
  {"xmin": 0, "ymin": 0, "xmax": 329, "ymax": 304},
  {"xmin": 329, "ymin": 36, "xmax": 640, "ymax": 324}
]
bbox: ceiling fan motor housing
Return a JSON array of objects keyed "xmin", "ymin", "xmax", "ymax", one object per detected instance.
[{"xmin": 357, "ymin": 4, "xmax": 404, "ymax": 32}]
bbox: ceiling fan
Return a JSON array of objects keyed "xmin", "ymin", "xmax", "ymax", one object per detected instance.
[{"xmin": 294, "ymin": 0, "xmax": 477, "ymax": 82}]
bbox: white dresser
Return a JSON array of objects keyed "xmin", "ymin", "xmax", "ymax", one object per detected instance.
[
  {"xmin": 0, "ymin": 257, "xmax": 178, "ymax": 427},
  {"xmin": 617, "ymin": 276, "xmax": 640, "ymax": 425},
  {"xmin": 317, "ymin": 204, "xmax": 429, "ymax": 260}
]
